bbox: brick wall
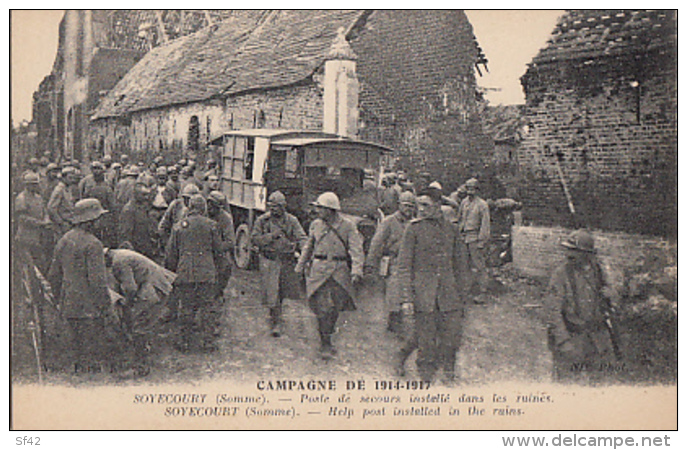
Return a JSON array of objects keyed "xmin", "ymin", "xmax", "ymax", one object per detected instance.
[
  {"xmin": 512, "ymin": 225, "xmax": 676, "ymax": 284},
  {"xmin": 518, "ymin": 51, "xmax": 677, "ymax": 238}
]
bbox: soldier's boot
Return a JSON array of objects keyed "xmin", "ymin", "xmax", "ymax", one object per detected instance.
[
  {"xmin": 318, "ymin": 334, "xmax": 337, "ymax": 360},
  {"xmin": 394, "ymin": 346, "xmax": 414, "ymax": 377},
  {"xmin": 387, "ymin": 311, "xmax": 402, "ymax": 333},
  {"xmin": 269, "ymin": 306, "xmax": 283, "ymax": 338}
]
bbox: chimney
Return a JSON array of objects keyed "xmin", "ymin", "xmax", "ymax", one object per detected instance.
[{"xmin": 323, "ymin": 27, "xmax": 359, "ymax": 138}]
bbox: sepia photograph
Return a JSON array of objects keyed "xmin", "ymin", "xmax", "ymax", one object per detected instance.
[{"xmin": 8, "ymin": 8, "xmax": 677, "ymax": 434}]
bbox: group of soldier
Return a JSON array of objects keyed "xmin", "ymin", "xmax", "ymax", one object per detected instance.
[{"xmin": 14, "ymin": 153, "xmax": 618, "ymax": 384}]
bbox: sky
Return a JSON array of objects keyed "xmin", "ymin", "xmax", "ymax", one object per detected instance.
[{"xmin": 9, "ymin": 9, "xmax": 564, "ymax": 125}]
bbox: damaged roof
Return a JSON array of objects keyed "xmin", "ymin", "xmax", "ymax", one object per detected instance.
[
  {"xmin": 529, "ymin": 10, "xmax": 676, "ymax": 66},
  {"xmin": 92, "ymin": 10, "xmax": 366, "ymax": 119}
]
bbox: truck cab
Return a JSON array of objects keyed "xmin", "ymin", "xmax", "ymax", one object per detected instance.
[{"xmin": 213, "ymin": 129, "xmax": 392, "ymax": 269}]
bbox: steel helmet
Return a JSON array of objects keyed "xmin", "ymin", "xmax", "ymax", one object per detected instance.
[
  {"xmin": 465, "ymin": 178, "xmax": 479, "ymax": 190},
  {"xmin": 181, "ymin": 183, "xmax": 201, "ymax": 198},
  {"xmin": 268, "ymin": 190, "xmax": 287, "ymax": 206},
  {"xmin": 207, "ymin": 190, "xmax": 227, "ymax": 206},
  {"xmin": 561, "ymin": 229, "xmax": 595, "ymax": 253},
  {"xmin": 311, "ymin": 192, "xmax": 341, "ymax": 211},
  {"xmin": 72, "ymin": 198, "xmax": 108, "ymax": 224},
  {"xmin": 399, "ymin": 191, "xmax": 416, "ymax": 205},
  {"xmin": 23, "ymin": 172, "xmax": 40, "ymax": 185}
]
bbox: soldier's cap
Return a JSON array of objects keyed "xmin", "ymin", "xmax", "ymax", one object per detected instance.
[
  {"xmin": 208, "ymin": 190, "xmax": 227, "ymax": 206},
  {"xmin": 465, "ymin": 178, "xmax": 479, "ymax": 189},
  {"xmin": 46, "ymin": 162, "xmax": 60, "ymax": 173},
  {"xmin": 91, "ymin": 161, "xmax": 105, "ymax": 171},
  {"xmin": 111, "ymin": 162, "xmax": 122, "ymax": 170},
  {"xmin": 121, "ymin": 154, "xmax": 129, "ymax": 161},
  {"xmin": 72, "ymin": 198, "xmax": 108, "ymax": 224},
  {"xmin": 417, "ymin": 186, "xmax": 443, "ymax": 203},
  {"xmin": 102, "ymin": 154, "xmax": 113, "ymax": 163},
  {"xmin": 137, "ymin": 161, "xmax": 145, "ymax": 167},
  {"xmin": 23, "ymin": 172, "xmax": 40, "ymax": 185},
  {"xmin": 399, "ymin": 191, "xmax": 416, "ymax": 205},
  {"xmin": 428, "ymin": 181, "xmax": 443, "ymax": 192},
  {"xmin": 28, "ymin": 157, "xmax": 39, "ymax": 165},
  {"xmin": 207, "ymin": 158, "xmax": 217, "ymax": 165},
  {"xmin": 181, "ymin": 166, "xmax": 194, "ymax": 176},
  {"xmin": 178, "ymin": 159, "xmax": 187, "ymax": 166},
  {"xmin": 61, "ymin": 166, "xmax": 77, "ymax": 177},
  {"xmin": 207, "ymin": 174, "xmax": 219, "ymax": 182},
  {"xmin": 268, "ymin": 190, "xmax": 287, "ymax": 206},
  {"xmin": 153, "ymin": 156, "xmax": 164, "ymax": 164},
  {"xmin": 181, "ymin": 183, "xmax": 201, "ymax": 198},
  {"xmin": 127, "ymin": 166, "xmax": 142, "ymax": 176},
  {"xmin": 39, "ymin": 157, "xmax": 49, "ymax": 166},
  {"xmin": 188, "ymin": 194, "xmax": 207, "ymax": 215},
  {"xmin": 561, "ymin": 229, "xmax": 595, "ymax": 253},
  {"xmin": 311, "ymin": 192, "xmax": 341, "ymax": 211},
  {"xmin": 136, "ymin": 173, "xmax": 156, "ymax": 187},
  {"xmin": 167, "ymin": 165, "xmax": 179, "ymax": 174},
  {"xmin": 156, "ymin": 166, "xmax": 168, "ymax": 176}
]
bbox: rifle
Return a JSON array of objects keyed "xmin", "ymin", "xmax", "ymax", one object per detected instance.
[
  {"xmin": 603, "ymin": 307, "xmax": 623, "ymax": 361},
  {"xmin": 21, "ymin": 262, "xmax": 44, "ymax": 384}
]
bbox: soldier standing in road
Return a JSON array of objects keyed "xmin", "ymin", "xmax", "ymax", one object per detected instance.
[
  {"xmin": 456, "ymin": 178, "xmax": 491, "ymax": 303},
  {"xmin": 206, "ymin": 191, "xmax": 235, "ymax": 315},
  {"xmin": 158, "ymin": 183, "xmax": 200, "ymax": 247},
  {"xmin": 47, "ymin": 199, "xmax": 111, "ymax": 374},
  {"xmin": 47, "ymin": 166, "xmax": 79, "ymax": 237},
  {"xmin": 164, "ymin": 194, "xmax": 225, "ymax": 352},
  {"xmin": 395, "ymin": 187, "xmax": 465, "ymax": 383},
  {"xmin": 81, "ymin": 161, "xmax": 116, "ymax": 247},
  {"xmin": 119, "ymin": 181, "xmax": 159, "ymax": 260},
  {"xmin": 546, "ymin": 230, "xmax": 618, "ymax": 382},
  {"xmin": 40, "ymin": 163, "xmax": 61, "ymax": 206},
  {"xmin": 252, "ymin": 191, "xmax": 307, "ymax": 337},
  {"xmin": 15, "ymin": 172, "xmax": 52, "ymax": 274},
  {"xmin": 114, "ymin": 166, "xmax": 140, "ymax": 212},
  {"xmin": 295, "ymin": 192, "xmax": 364, "ymax": 360},
  {"xmin": 366, "ymin": 191, "xmax": 416, "ymax": 334}
]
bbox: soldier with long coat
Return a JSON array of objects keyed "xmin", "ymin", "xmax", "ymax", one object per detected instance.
[
  {"xmin": 15, "ymin": 172, "xmax": 52, "ymax": 274},
  {"xmin": 456, "ymin": 178, "xmax": 491, "ymax": 301},
  {"xmin": 295, "ymin": 192, "xmax": 364, "ymax": 360},
  {"xmin": 251, "ymin": 191, "xmax": 306, "ymax": 337},
  {"xmin": 395, "ymin": 187, "xmax": 465, "ymax": 383},
  {"xmin": 165, "ymin": 194, "xmax": 225, "ymax": 352},
  {"xmin": 119, "ymin": 182, "xmax": 159, "ymax": 260},
  {"xmin": 366, "ymin": 191, "xmax": 416, "ymax": 333},
  {"xmin": 546, "ymin": 230, "xmax": 617, "ymax": 381},
  {"xmin": 48, "ymin": 199, "xmax": 111, "ymax": 373}
]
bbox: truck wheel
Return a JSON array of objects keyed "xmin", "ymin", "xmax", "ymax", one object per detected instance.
[{"xmin": 234, "ymin": 224, "xmax": 253, "ymax": 270}]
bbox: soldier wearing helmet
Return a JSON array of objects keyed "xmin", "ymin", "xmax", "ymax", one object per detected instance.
[
  {"xmin": 366, "ymin": 190, "xmax": 416, "ymax": 334},
  {"xmin": 15, "ymin": 172, "xmax": 52, "ymax": 273},
  {"xmin": 48, "ymin": 199, "xmax": 111, "ymax": 373},
  {"xmin": 118, "ymin": 178, "xmax": 159, "ymax": 260},
  {"xmin": 157, "ymin": 183, "xmax": 200, "ymax": 247},
  {"xmin": 547, "ymin": 229, "xmax": 618, "ymax": 381},
  {"xmin": 456, "ymin": 177, "xmax": 491, "ymax": 303},
  {"xmin": 207, "ymin": 191, "xmax": 236, "ymax": 302},
  {"xmin": 114, "ymin": 165, "xmax": 140, "ymax": 211},
  {"xmin": 295, "ymin": 192, "xmax": 364, "ymax": 360},
  {"xmin": 41, "ymin": 162, "xmax": 62, "ymax": 206},
  {"xmin": 252, "ymin": 191, "xmax": 307, "ymax": 337},
  {"xmin": 165, "ymin": 194, "xmax": 226, "ymax": 352}
]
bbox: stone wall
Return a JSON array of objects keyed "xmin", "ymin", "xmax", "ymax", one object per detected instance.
[{"xmin": 512, "ymin": 225, "xmax": 676, "ymax": 284}]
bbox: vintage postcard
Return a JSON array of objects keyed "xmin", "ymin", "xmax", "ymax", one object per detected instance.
[{"xmin": 9, "ymin": 9, "xmax": 677, "ymax": 432}]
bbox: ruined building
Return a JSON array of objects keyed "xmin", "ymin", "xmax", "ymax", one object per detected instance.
[
  {"xmin": 89, "ymin": 10, "xmax": 491, "ymax": 188},
  {"xmin": 32, "ymin": 10, "xmax": 249, "ymax": 162},
  {"xmin": 518, "ymin": 10, "xmax": 677, "ymax": 238}
]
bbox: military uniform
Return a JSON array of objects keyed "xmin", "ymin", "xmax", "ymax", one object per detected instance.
[
  {"xmin": 108, "ymin": 249, "xmax": 176, "ymax": 374},
  {"xmin": 15, "ymin": 188, "xmax": 51, "ymax": 273},
  {"xmin": 47, "ymin": 181, "xmax": 75, "ymax": 236},
  {"xmin": 119, "ymin": 198, "xmax": 159, "ymax": 261},
  {"xmin": 82, "ymin": 178, "xmax": 116, "ymax": 248},
  {"xmin": 165, "ymin": 213, "xmax": 225, "ymax": 351},
  {"xmin": 158, "ymin": 198, "xmax": 188, "ymax": 245},
  {"xmin": 396, "ymin": 215, "xmax": 465, "ymax": 382},
  {"xmin": 456, "ymin": 194, "xmax": 490, "ymax": 295},
  {"xmin": 209, "ymin": 208, "xmax": 236, "ymax": 297},
  {"xmin": 296, "ymin": 214, "xmax": 364, "ymax": 353},
  {"xmin": 366, "ymin": 210, "xmax": 411, "ymax": 325},
  {"xmin": 252, "ymin": 210, "xmax": 306, "ymax": 331},
  {"xmin": 48, "ymin": 227, "xmax": 111, "ymax": 372},
  {"xmin": 547, "ymin": 260, "xmax": 616, "ymax": 381}
]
